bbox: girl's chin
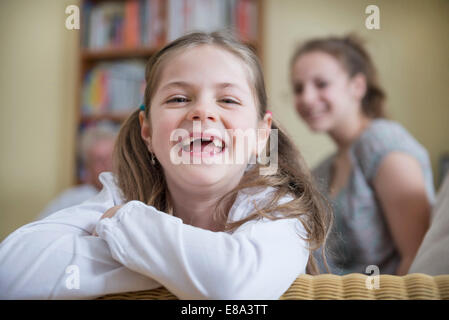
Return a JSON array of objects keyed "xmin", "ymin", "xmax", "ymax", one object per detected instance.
[
  {"xmin": 308, "ymin": 123, "xmax": 329, "ymax": 132},
  {"xmin": 303, "ymin": 111, "xmax": 335, "ymax": 131},
  {"xmin": 305, "ymin": 119, "xmax": 331, "ymax": 132},
  {"xmin": 177, "ymin": 165, "xmax": 228, "ymax": 185}
]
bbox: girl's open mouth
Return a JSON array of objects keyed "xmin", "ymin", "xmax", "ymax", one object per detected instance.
[{"xmin": 180, "ymin": 133, "xmax": 226, "ymax": 157}]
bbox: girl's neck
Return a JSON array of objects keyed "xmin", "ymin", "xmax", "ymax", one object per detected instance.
[
  {"xmin": 329, "ymin": 112, "xmax": 371, "ymax": 152},
  {"xmin": 166, "ymin": 174, "xmax": 242, "ymax": 231}
]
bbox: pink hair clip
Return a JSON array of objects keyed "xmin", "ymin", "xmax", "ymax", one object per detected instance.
[{"xmin": 266, "ymin": 110, "xmax": 272, "ymax": 116}]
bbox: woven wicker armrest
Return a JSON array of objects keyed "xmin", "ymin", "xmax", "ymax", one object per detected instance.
[
  {"xmin": 97, "ymin": 273, "xmax": 449, "ymax": 300},
  {"xmin": 281, "ymin": 273, "xmax": 449, "ymax": 299}
]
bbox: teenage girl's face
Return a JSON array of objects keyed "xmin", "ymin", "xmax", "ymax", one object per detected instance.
[
  {"xmin": 291, "ymin": 51, "xmax": 363, "ymax": 133},
  {"xmin": 141, "ymin": 45, "xmax": 271, "ymax": 190}
]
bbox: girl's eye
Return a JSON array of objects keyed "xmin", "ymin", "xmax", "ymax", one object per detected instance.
[
  {"xmin": 293, "ymin": 84, "xmax": 303, "ymax": 95},
  {"xmin": 167, "ymin": 97, "xmax": 189, "ymax": 104},
  {"xmin": 221, "ymin": 98, "xmax": 240, "ymax": 105},
  {"xmin": 316, "ymin": 81, "xmax": 328, "ymax": 89}
]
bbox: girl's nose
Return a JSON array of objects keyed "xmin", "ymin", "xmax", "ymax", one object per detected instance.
[
  {"xmin": 187, "ymin": 102, "xmax": 218, "ymax": 122},
  {"xmin": 301, "ymin": 85, "xmax": 318, "ymax": 106}
]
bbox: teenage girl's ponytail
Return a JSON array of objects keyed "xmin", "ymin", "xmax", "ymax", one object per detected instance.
[{"xmin": 343, "ymin": 35, "xmax": 386, "ymax": 118}]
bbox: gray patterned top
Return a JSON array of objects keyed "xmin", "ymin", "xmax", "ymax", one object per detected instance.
[{"xmin": 313, "ymin": 119, "xmax": 435, "ymax": 275}]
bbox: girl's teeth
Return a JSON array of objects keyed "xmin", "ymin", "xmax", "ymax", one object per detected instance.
[
  {"xmin": 212, "ymin": 139, "xmax": 222, "ymax": 148},
  {"xmin": 182, "ymin": 143, "xmax": 190, "ymax": 152},
  {"xmin": 181, "ymin": 137, "xmax": 192, "ymax": 147},
  {"xmin": 180, "ymin": 135, "xmax": 224, "ymax": 153}
]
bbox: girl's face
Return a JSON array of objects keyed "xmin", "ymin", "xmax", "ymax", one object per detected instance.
[
  {"xmin": 141, "ymin": 45, "xmax": 271, "ymax": 190},
  {"xmin": 291, "ymin": 51, "xmax": 364, "ymax": 133}
]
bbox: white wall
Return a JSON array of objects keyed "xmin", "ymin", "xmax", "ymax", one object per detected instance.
[{"xmin": 0, "ymin": 0, "xmax": 79, "ymax": 240}]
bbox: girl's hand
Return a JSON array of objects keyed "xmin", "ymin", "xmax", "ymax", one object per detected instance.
[{"xmin": 92, "ymin": 205, "xmax": 124, "ymax": 236}]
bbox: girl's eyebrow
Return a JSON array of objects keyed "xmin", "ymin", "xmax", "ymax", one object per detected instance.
[
  {"xmin": 216, "ymin": 82, "xmax": 248, "ymax": 94},
  {"xmin": 159, "ymin": 81, "xmax": 192, "ymax": 92}
]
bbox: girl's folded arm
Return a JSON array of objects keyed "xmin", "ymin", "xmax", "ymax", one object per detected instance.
[
  {"xmin": 96, "ymin": 200, "xmax": 309, "ymax": 300},
  {"xmin": 0, "ymin": 176, "xmax": 161, "ymax": 299}
]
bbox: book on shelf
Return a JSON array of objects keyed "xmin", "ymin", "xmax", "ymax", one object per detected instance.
[
  {"xmin": 82, "ymin": 0, "xmax": 165, "ymax": 50},
  {"xmin": 167, "ymin": 0, "xmax": 258, "ymax": 42},
  {"xmin": 82, "ymin": 61, "xmax": 146, "ymax": 116},
  {"xmin": 81, "ymin": 0, "xmax": 258, "ymax": 50}
]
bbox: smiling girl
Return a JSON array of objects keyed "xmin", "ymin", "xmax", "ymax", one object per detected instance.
[
  {"xmin": 0, "ymin": 32, "xmax": 331, "ymax": 299},
  {"xmin": 290, "ymin": 35, "xmax": 434, "ymax": 275}
]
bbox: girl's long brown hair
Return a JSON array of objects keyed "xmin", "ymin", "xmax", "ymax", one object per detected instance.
[{"xmin": 113, "ymin": 31, "xmax": 332, "ymax": 274}]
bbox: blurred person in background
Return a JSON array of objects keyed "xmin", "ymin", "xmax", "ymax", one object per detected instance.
[
  {"xmin": 37, "ymin": 121, "xmax": 118, "ymax": 220},
  {"xmin": 290, "ymin": 34, "xmax": 435, "ymax": 275}
]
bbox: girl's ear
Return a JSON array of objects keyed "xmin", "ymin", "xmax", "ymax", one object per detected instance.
[
  {"xmin": 349, "ymin": 73, "xmax": 367, "ymax": 101},
  {"xmin": 139, "ymin": 111, "xmax": 153, "ymax": 151}
]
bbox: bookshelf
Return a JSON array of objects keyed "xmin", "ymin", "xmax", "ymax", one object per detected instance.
[{"xmin": 76, "ymin": 0, "xmax": 264, "ymax": 183}]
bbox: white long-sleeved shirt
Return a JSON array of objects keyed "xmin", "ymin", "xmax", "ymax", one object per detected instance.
[{"xmin": 0, "ymin": 172, "xmax": 309, "ymax": 300}]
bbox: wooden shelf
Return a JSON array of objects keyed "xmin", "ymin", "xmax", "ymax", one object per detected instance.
[
  {"xmin": 81, "ymin": 40, "xmax": 259, "ymax": 61},
  {"xmin": 80, "ymin": 112, "xmax": 132, "ymax": 123},
  {"xmin": 81, "ymin": 47, "xmax": 159, "ymax": 61}
]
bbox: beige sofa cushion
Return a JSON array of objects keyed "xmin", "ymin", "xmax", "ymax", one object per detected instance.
[{"xmin": 409, "ymin": 173, "xmax": 449, "ymax": 275}]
